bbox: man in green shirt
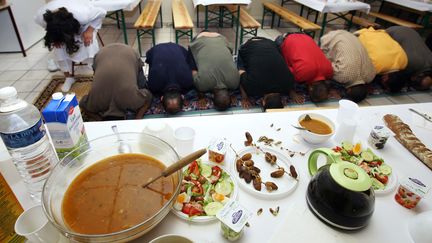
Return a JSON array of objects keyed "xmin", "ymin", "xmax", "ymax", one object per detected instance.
[{"xmin": 188, "ymin": 32, "xmax": 240, "ymax": 111}]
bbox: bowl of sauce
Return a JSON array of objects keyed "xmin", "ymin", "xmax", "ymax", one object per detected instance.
[
  {"xmin": 298, "ymin": 113, "xmax": 335, "ymax": 144},
  {"xmin": 42, "ymin": 133, "xmax": 181, "ymax": 242}
]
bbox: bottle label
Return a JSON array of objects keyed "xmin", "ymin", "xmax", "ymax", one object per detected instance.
[{"xmin": 0, "ymin": 119, "xmax": 45, "ymax": 149}]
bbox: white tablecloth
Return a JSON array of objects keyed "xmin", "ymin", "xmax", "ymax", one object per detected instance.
[
  {"xmin": 88, "ymin": 0, "xmax": 142, "ymax": 11},
  {"xmin": 2, "ymin": 103, "xmax": 432, "ymax": 243},
  {"xmin": 192, "ymin": 0, "xmax": 250, "ymax": 7},
  {"xmin": 386, "ymin": 0, "xmax": 432, "ymax": 12},
  {"xmin": 294, "ymin": 0, "xmax": 371, "ymax": 13}
]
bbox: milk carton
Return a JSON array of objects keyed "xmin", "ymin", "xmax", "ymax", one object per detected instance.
[{"xmin": 42, "ymin": 93, "xmax": 88, "ymax": 158}]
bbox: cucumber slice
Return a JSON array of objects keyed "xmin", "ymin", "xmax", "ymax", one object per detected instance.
[
  {"xmin": 361, "ymin": 151, "xmax": 374, "ymax": 162},
  {"xmin": 201, "ymin": 164, "xmax": 212, "ymax": 178},
  {"xmin": 204, "ymin": 202, "xmax": 224, "ymax": 216},
  {"xmin": 215, "ymin": 180, "xmax": 232, "ymax": 196},
  {"xmin": 371, "ymin": 178, "xmax": 385, "ymax": 190},
  {"xmin": 379, "ymin": 164, "xmax": 392, "ymax": 175},
  {"xmin": 342, "ymin": 141, "xmax": 353, "ymax": 151}
]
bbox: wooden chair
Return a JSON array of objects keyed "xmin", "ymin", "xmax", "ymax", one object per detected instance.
[
  {"xmin": 224, "ymin": 5, "xmax": 261, "ymax": 45},
  {"xmin": 262, "ymin": 2, "xmax": 321, "ymax": 37},
  {"xmin": 134, "ymin": 0, "xmax": 163, "ymax": 56},
  {"xmin": 172, "ymin": 0, "xmax": 194, "ymax": 44}
]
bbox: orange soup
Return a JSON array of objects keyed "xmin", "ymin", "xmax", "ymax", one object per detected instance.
[
  {"xmin": 62, "ymin": 154, "xmax": 176, "ymax": 235},
  {"xmin": 300, "ymin": 118, "xmax": 332, "ymax": 135}
]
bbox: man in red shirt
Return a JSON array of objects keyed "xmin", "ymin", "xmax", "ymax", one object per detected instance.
[{"xmin": 277, "ymin": 33, "xmax": 333, "ymax": 102}]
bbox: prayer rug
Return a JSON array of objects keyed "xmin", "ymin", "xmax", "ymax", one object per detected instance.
[{"xmin": 33, "ymin": 77, "xmax": 417, "ymax": 121}]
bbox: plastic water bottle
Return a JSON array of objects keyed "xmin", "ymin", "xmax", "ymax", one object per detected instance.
[{"xmin": 0, "ymin": 87, "xmax": 58, "ymax": 202}]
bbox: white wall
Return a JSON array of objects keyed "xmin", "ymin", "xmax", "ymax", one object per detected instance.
[{"xmin": 0, "ymin": 0, "xmax": 45, "ymax": 52}]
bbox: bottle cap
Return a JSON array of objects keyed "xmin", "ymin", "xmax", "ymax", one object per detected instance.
[
  {"xmin": 52, "ymin": 92, "xmax": 64, "ymax": 100},
  {"xmin": 0, "ymin": 87, "xmax": 17, "ymax": 100}
]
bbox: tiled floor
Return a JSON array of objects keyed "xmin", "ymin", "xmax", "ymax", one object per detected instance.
[{"xmin": 0, "ymin": 17, "xmax": 431, "ymax": 117}]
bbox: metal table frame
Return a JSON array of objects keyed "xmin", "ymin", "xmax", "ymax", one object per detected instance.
[{"xmin": 104, "ymin": 2, "xmax": 142, "ymax": 44}]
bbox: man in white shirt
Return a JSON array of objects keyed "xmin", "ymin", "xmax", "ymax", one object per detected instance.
[{"xmin": 35, "ymin": 0, "xmax": 106, "ymax": 92}]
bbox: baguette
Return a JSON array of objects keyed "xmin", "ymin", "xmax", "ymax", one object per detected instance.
[{"xmin": 383, "ymin": 114, "xmax": 432, "ymax": 170}]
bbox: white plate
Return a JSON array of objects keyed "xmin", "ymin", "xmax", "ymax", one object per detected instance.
[
  {"xmin": 231, "ymin": 146, "xmax": 299, "ymax": 199},
  {"xmin": 374, "ymin": 171, "xmax": 398, "ymax": 195},
  {"xmin": 170, "ymin": 161, "xmax": 238, "ymax": 223}
]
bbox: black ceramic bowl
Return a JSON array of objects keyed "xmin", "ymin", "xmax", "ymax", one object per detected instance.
[{"xmin": 306, "ymin": 166, "xmax": 375, "ymax": 230}]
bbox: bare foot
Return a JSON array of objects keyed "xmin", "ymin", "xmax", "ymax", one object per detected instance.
[
  {"xmin": 197, "ymin": 97, "xmax": 207, "ymax": 110},
  {"xmin": 241, "ymin": 98, "xmax": 252, "ymax": 109},
  {"xmin": 290, "ymin": 90, "xmax": 305, "ymax": 104}
]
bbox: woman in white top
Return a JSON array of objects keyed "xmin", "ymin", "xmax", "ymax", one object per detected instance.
[{"xmin": 35, "ymin": 0, "xmax": 106, "ymax": 92}]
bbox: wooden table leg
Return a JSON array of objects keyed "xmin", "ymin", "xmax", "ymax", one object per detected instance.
[{"xmin": 7, "ymin": 6, "xmax": 26, "ymax": 57}]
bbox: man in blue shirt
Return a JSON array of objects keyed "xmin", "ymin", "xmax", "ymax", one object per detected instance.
[{"xmin": 146, "ymin": 43, "xmax": 194, "ymax": 114}]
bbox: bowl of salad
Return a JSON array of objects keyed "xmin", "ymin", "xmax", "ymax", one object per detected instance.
[
  {"xmin": 171, "ymin": 160, "xmax": 238, "ymax": 222},
  {"xmin": 332, "ymin": 141, "xmax": 397, "ymax": 194}
]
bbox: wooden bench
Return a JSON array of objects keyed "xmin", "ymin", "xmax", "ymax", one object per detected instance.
[
  {"xmin": 368, "ymin": 11, "xmax": 423, "ymax": 29},
  {"xmin": 224, "ymin": 5, "xmax": 261, "ymax": 45},
  {"xmin": 327, "ymin": 13, "xmax": 380, "ymax": 29},
  {"xmin": 262, "ymin": 2, "xmax": 321, "ymax": 37},
  {"xmin": 134, "ymin": 0, "xmax": 162, "ymax": 56},
  {"xmin": 172, "ymin": 0, "xmax": 194, "ymax": 44}
]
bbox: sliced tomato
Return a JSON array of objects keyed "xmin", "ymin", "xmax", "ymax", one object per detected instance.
[
  {"xmin": 188, "ymin": 161, "xmax": 200, "ymax": 176},
  {"xmin": 368, "ymin": 161, "xmax": 382, "ymax": 167},
  {"xmin": 182, "ymin": 202, "xmax": 203, "ymax": 216},
  {"xmin": 209, "ymin": 166, "xmax": 222, "ymax": 184},
  {"xmin": 332, "ymin": 146, "xmax": 342, "ymax": 152},
  {"xmin": 191, "ymin": 180, "xmax": 203, "ymax": 195},
  {"xmin": 375, "ymin": 174, "xmax": 388, "ymax": 185}
]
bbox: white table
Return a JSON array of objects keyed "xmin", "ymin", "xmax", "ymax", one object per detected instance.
[
  {"xmin": 386, "ymin": 0, "xmax": 432, "ymax": 12},
  {"xmin": 3, "ymin": 103, "xmax": 432, "ymax": 242},
  {"xmin": 383, "ymin": 0, "xmax": 432, "ymax": 28},
  {"xmin": 89, "ymin": 0, "xmax": 142, "ymax": 44},
  {"xmin": 292, "ymin": 0, "xmax": 371, "ymax": 38},
  {"xmin": 294, "ymin": 0, "xmax": 371, "ymax": 13}
]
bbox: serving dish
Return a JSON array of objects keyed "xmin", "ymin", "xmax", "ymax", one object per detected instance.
[
  {"xmin": 42, "ymin": 133, "xmax": 182, "ymax": 242},
  {"xmin": 171, "ymin": 160, "xmax": 238, "ymax": 223},
  {"xmin": 332, "ymin": 142, "xmax": 397, "ymax": 194},
  {"xmin": 231, "ymin": 146, "xmax": 299, "ymax": 199},
  {"xmin": 297, "ymin": 113, "xmax": 335, "ymax": 144}
]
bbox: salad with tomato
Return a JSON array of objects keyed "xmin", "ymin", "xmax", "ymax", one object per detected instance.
[
  {"xmin": 173, "ymin": 160, "xmax": 235, "ymax": 218},
  {"xmin": 333, "ymin": 142, "xmax": 392, "ymax": 190}
]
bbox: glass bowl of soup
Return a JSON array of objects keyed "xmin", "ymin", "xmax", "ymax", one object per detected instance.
[
  {"xmin": 41, "ymin": 133, "xmax": 181, "ymax": 242},
  {"xmin": 298, "ymin": 113, "xmax": 335, "ymax": 144}
]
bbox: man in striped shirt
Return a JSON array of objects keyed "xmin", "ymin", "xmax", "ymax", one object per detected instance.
[{"xmin": 321, "ymin": 30, "xmax": 376, "ymax": 102}]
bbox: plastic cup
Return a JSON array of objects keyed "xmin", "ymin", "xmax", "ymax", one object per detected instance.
[
  {"xmin": 333, "ymin": 118, "xmax": 357, "ymax": 143},
  {"xmin": 394, "ymin": 177, "xmax": 429, "ymax": 209},
  {"xmin": 143, "ymin": 122, "xmax": 175, "ymax": 148},
  {"xmin": 174, "ymin": 127, "xmax": 195, "ymax": 157},
  {"xmin": 337, "ymin": 99, "xmax": 359, "ymax": 124},
  {"xmin": 14, "ymin": 205, "xmax": 62, "ymax": 243}
]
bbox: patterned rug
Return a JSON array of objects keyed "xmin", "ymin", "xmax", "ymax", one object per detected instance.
[{"xmin": 33, "ymin": 77, "xmax": 411, "ymax": 121}]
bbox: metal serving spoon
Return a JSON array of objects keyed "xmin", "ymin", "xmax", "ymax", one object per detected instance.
[
  {"xmin": 111, "ymin": 125, "xmax": 132, "ymax": 153},
  {"xmin": 292, "ymin": 125, "xmax": 310, "ymax": 131},
  {"xmin": 142, "ymin": 148, "xmax": 207, "ymax": 189}
]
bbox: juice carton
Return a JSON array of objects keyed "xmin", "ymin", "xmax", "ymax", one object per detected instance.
[{"xmin": 42, "ymin": 93, "xmax": 88, "ymax": 159}]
